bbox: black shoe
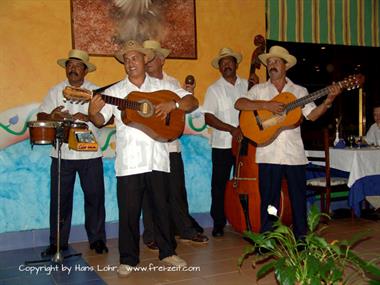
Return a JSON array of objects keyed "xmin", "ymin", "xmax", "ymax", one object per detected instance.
[
  {"xmin": 41, "ymin": 244, "xmax": 68, "ymax": 257},
  {"xmin": 212, "ymin": 227, "xmax": 224, "ymax": 237},
  {"xmin": 180, "ymin": 233, "xmax": 209, "ymax": 244},
  {"xmin": 145, "ymin": 241, "xmax": 159, "ymax": 251},
  {"xmin": 90, "ymin": 240, "xmax": 108, "ymax": 254},
  {"xmin": 193, "ymin": 223, "xmax": 204, "ymax": 234},
  {"xmin": 189, "ymin": 215, "xmax": 204, "ymax": 233}
]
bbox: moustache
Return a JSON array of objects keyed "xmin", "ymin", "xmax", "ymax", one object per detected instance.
[
  {"xmin": 69, "ymin": 71, "xmax": 79, "ymax": 76},
  {"xmin": 269, "ymin": 67, "xmax": 278, "ymax": 73},
  {"xmin": 223, "ymin": 67, "xmax": 232, "ymax": 72}
]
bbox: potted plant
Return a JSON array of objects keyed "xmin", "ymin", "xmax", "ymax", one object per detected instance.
[{"xmin": 239, "ymin": 205, "xmax": 380, "ymax": 284}]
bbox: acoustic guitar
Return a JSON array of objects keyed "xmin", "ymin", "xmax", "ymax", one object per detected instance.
[
  {"xmin": 239, "ymin": 74, "xmax": 364, "ymax": 146},
  {"xmin": 63, "ymin": 86, "xmax": 185, "ymax": 142}
]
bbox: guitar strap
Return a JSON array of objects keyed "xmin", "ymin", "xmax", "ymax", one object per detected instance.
[
  {"xmin": 92, "ymin": 80, "xmax": 121, "ymax": 95},
  {"xmin": 253, "ymin": 110, "xmax": 264, "ymax": 130}
]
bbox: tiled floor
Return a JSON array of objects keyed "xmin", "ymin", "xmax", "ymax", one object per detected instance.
[
  {"xmin": 1, "ymin": 217, "xmax": 380, "ymax": 285},
  {"xmin": 0, "ymin": 246, "xmax": 105, "ymax": 285}
]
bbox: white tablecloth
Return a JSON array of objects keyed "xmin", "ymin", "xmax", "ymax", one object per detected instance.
[{"xmin": 306, "ymin": 147, "xmax": 380, "ymax": 187}]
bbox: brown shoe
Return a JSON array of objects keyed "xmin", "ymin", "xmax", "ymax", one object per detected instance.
[
  {"xmin": 145, "ymin": 241, "xmax": 159, "ymax": 251},
  {"xmin": 161, "ymin": 255, "xmax": 187, "ymax": 267},
  {"xmin": 180, "ymin": 233, "xmax": 209, "ymax": 244},
  {"xmin": 117, "ymin": 264, "xmax": 134, "ymax": 277}
]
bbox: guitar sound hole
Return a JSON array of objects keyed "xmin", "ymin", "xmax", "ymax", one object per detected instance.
[
  {"xmin": 138, "ymin": 100, "xmax": 154, "ymax": 118},
  {"xmin": 141, "ymin": 102, "xmax": 149, "ymax": 114}
]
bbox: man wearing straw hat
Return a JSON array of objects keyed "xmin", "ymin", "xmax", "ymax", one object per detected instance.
[
  {"xmin": 37, "ymin": 49, "xmax": 108, "ymax": 256},
  {"xmin": 235, "ymin": 45, "xmax": 341, "ymax": 239},
  {"xmin": 89, "ymin": 40, "xmax": 197, "ymax": 276},
  {"xmin": 141, "ymin": 40, "xmax": 208, "ymax": 249},
  {"xmin": 203, "ymin": 47, "xmax": 248, "ymax": 238}
]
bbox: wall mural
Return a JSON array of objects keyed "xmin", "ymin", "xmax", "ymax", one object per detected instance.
[
  {"xmin": 0, "ymin": 103, "xmax": 210, "ymax": 236},
  {"xmin": 0, "ymin": 103, "xmax": 208, "ymax": 152}
]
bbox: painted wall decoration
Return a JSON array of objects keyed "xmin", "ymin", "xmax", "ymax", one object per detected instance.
[
  {"xmin": 0, "ymin": 104, "xmax": 39, "ymax": 150},
  {"xmin": 71, "ymin": 0, "xmax": 197, "ymax": 58},
  {"xmin": 0, "ymin": 103, "xmax": 209, "ymax": 153},
  {"xmin": 0, "ymin": 103, "xmax": 211, "ymax": 234}
]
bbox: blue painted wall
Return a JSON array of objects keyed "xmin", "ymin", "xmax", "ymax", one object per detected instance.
[{"xmin": 0, "ymin": 135, "xmax": 212, "ymax": 234}]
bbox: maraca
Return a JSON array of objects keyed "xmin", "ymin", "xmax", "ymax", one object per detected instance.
[{"xmin": 185, "ymin": 75, "xmax": 195, "ymax": 85}]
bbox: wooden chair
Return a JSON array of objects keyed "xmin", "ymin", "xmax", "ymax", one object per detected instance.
[{"xmin": 304, "ymin": 128, "xmax": 349, "ymax": 214}]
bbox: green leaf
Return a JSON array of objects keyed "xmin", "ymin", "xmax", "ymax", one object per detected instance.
[
  {"xmin": 256, "ymin": 260, "xmax": 276, "ymax": 279},
  {"xmin": 238, "ymin": 245, "xmax": 255, "ymax": 267},
  {"xmin": 243, "ymin": 230, "xmax": 263, "ymax": 244},
  {"xmin": 307, "ymin": 205, "xmax": 320, "ymax": 231},
  {"xmin": 319, "ymin": 258, "xmax": 343, "ymax": 283},
  {"xmin": 307, "ymin": 205, "xmax": 330, "ymax": 232},
  {"xmin": 304, "ymin": 255, "xmax": 321, "ymax": 276},
  {"xmin": 309, "ymin": 235, "xmax": 329, "ymax": 249},
  {"xmin": 275, "ymin": 224, "xmax": 292, "ymax": 234},
  {"xmin": 274, "ymin": 258, "xmax": 297, "ymax": 285},
  {"xmin": 310, "ymin": 278, "xmax": 323, "ymax": 285},
  {"xmin": 347, "ymin": 251, "xmax": 380, "ymax": 278}
]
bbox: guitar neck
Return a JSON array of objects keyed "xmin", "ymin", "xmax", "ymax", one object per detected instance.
[
  {"xmin": 101, "ymin": 94, "xmax": 140, "ymax": 110},
  {"xmin": 285, "ymin": 81, "xmax": 343, "ymax": 112}
]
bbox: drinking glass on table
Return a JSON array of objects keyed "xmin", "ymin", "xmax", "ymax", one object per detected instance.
[
  {"xmin": 356, "ymin": 136, "xmax": 363, "ymax": 149},
  {"xmin": 347, "ymin": 135, "xmax": 355, "ymax": 148}
]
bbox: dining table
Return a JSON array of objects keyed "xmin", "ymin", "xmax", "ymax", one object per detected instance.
[{"xmin": 306, "ymin": 146, "xmax": 380, "ymax": 216}]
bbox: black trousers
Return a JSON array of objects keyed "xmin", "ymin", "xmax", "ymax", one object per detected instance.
[
  {"xmin": 142, "ymin": 153, "xmax": 198, "ymax": 242},
  {"xmin": 118, "ymin": 171, "xmax": 176, "ymax": 266},
  {"xmin": 258, "ymin": 163, "xmax": 307, "ymax": 239},
  {"xmin": 210, "ymin": 148, "xmax": 234, "ymax": 229},
  {"xmin": 49, "ymin": 157, "xmax": 106, "ymax": 247}
]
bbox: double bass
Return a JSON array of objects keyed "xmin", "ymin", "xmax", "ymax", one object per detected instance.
[{"xmin": 224, "ymin": 35, "xmax": 292, "ymax": 233}]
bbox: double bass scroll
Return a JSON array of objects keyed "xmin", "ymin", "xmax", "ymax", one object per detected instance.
[{"xmin": 248, "ymin": 35, "xmax": 266, "ymax": 90}]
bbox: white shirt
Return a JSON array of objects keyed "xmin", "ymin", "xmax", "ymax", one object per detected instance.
[
  {"xmin": 163, "ymin": 72, "xmax": 182, "ymax": 153},
  {"xmin": 244, "ymin": 78, "xmax": 316, "ymax": 165},
  {"xmin": 99, "ymin": 74, "xmax": 190, "ymax": 176},
  {"xmin": 38, "ymin": 80, "xmax": 103, "ymax": 160},
  {"xmin": 203, "ymin": 76, "xmax": 248, "ymax": 148},
  {"xmin": 163, "ymin": 72, "xmax": 181, "ymax": 88},
  {"xmin": 365, "ymin": 123, "xmax": 380, "ymax": 146}
]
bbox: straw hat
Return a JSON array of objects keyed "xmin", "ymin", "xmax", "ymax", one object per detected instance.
[
  {"xmin": 57, "ymin": 49, "xmax": 96, "ymax": 72},
  {"xmin": 211, "ymin": 47, "xmax": 242, "ymax": 69},
  {"xmin": 258, "ymin": 46, "xmax": 297, "ymax": 70},
  {"xmin": 143, "ymin": 40, "xmax": 171, "ymax": 58},
  {"xmin": 115, "ymin": 40, "xmax": 154, "ymax": 63}
]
